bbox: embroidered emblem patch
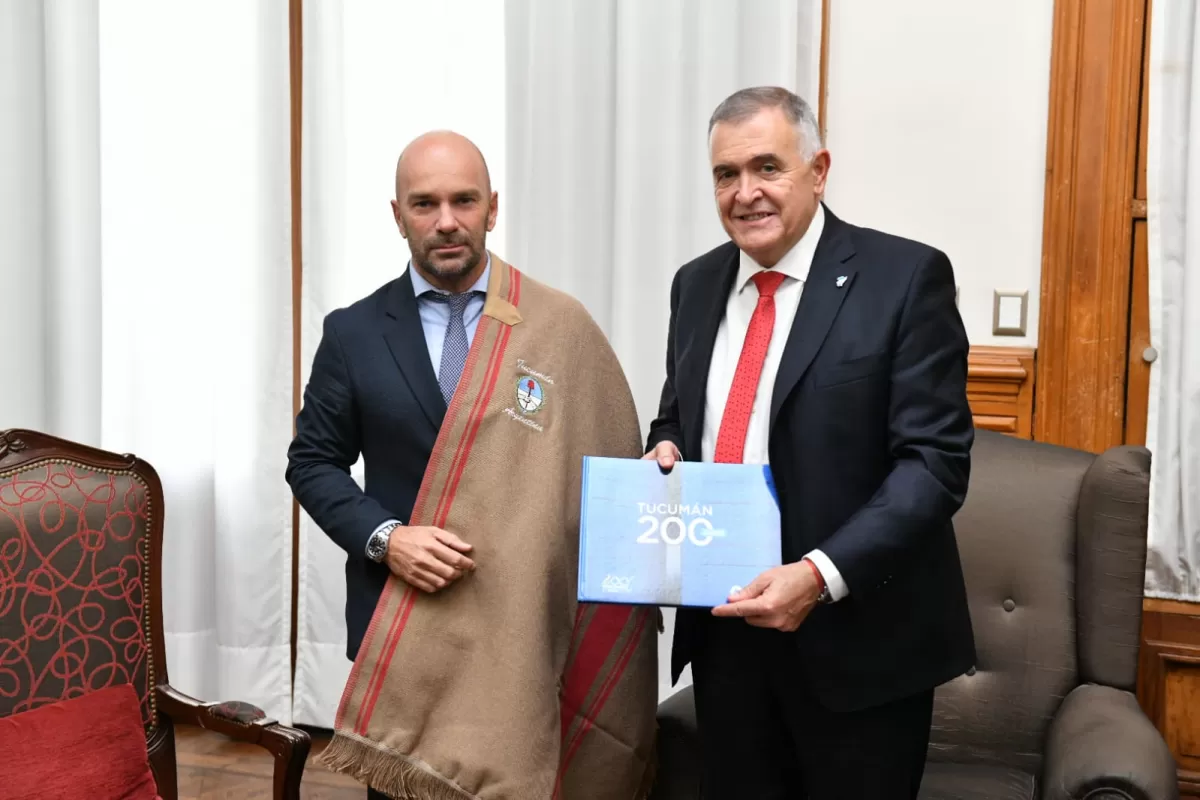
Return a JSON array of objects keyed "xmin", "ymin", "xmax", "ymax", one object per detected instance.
[{"xmin": 516, "ymin": 375, "xmax": 545, "ymax": 414}]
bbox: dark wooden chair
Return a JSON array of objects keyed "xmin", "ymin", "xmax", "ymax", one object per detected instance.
[{"xmin": 0, "ymin": 429, "xmax": 310, "ymax": 799}]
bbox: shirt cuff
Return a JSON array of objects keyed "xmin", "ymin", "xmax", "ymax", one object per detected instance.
[
  {"xmin": 366, "ymin": 518, "xmax": 403, "ymax": 557},
  {"xmin": 804, "ymin": 549, "xmax": 849, "ymax": 602}
]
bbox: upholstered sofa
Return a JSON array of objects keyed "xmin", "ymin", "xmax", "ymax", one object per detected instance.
[{"xmin": 652, "ymin": 430, "xmax": 1179, "ymax": 799}]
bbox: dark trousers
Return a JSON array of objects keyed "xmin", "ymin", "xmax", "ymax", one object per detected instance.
[
  {"xmin": 367, "ymin": 789, "xmax": 388, "ymax": 799},
  {"xmin": 690, "ymin": 617, "xmax": 934, "ymax": 800}
]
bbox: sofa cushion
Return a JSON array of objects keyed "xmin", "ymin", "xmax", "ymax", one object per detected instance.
[
  {"xmin": 919, "ymin": 762, "xmax": 1035, "ymax": 800},
  {"xmin": 929, "ymin": 431, "xmax": 1092, "ymax": 774},
  {"xmin": 0, "ymin": 683, "xmax": 160, "ymax": 800}
]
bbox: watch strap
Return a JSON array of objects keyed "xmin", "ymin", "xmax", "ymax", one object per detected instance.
[
  {"xmin": 366, "ymin": 521, "xmax": 401, "ymax": 562},
  {"xmin": 802, "ymin": 557, "xmax": 833, "ymax": 604}
]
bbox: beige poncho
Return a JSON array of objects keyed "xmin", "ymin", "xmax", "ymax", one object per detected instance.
[{"xmin": 322, "ymin": 255, "xmax": 659, "ymax": 799}]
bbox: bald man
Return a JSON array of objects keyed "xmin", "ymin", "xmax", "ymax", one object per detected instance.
[
  {"xmin": 287, "ymin": 132, "xmax": 658, "ymax": 799},
  {"xmin": 288, "ymin": 131, "xmax": 499, "ymax": 669}
]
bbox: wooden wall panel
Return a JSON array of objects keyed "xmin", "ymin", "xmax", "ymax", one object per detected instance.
[
  {"xmin": 1139, "ymin": 600, "xmax": 1200, "ymax": 797},
  {"xmin": 967, "ymin": 346, "xmax": 1035, "ymax": 439}
]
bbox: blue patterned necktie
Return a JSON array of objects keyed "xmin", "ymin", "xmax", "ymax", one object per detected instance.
[{"xmin": 434, "ymin": 291, "xmax": 476, "ymax": 405}]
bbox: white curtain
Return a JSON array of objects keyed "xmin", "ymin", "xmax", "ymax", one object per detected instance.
[
  {"xmin": 504, "ymin": 0, "xmax": 823, "ymax": 700},
  {"xmin": 0, "ymin": 0, "xmax": 100, "ymax": 443},
  {"xmin": 1145, "ymin": 0, "xmax": 1200, "ymax": 602},
  {"xmin": 0, "ymin": 0, "xmax": 295, "ymax": 721},
  {"xmin": 294, "ymin": 0, "xmax": 508, "ymax": 727}
]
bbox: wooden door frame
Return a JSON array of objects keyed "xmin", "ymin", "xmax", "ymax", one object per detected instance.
[
  {"xmin": 288, "ymin": 0, "xmax": 303, "ymax": 681},
  {"xmin": 1033, "ymin": 0, "xmax": 1147, "ymax": 453}
]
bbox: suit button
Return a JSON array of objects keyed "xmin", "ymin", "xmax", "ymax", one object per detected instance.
[{"xmin": 1003, "ymin": 599, "xmax": 1015, "ymax": 612}]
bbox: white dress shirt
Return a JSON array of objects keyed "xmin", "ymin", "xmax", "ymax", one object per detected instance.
[{"xmin": 699, "ymin": 204, "xmax": 849, "ymax": 601}]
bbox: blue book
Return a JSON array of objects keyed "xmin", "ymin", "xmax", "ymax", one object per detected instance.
[{"xmin": 577, "ymin": 456, "xmax": 782, "ymax": 608}]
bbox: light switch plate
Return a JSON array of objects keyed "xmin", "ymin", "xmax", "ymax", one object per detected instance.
[{"xmin": 992, "ymin": 290, "xmax": 1028, "ymax": 336}]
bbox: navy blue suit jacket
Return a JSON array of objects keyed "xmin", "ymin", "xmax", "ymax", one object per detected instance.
[
  {"xmin": 286, "ymin": 269, "xmax": 446, "ymax": 660},
  {"xmin": 647, "ymin": 206, "xmax": 977, "ymax": 712}
]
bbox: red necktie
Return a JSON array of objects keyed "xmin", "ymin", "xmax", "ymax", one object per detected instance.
[{"xmin": 713, "ymin": 270, "xmax": 788, "ymax": 464}]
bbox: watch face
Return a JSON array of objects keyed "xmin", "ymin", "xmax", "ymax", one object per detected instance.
[{"xmin": 368, "ymin": 533, "xmax": 386, "ymax": 560}]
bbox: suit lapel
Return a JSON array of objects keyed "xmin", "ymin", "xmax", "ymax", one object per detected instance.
[
  {"xmin": 677, "ymin": 246, "xmax": 739, "ymax": 459},
  {"xmin": 770, "ymin": 210, "xmax": 857, "ymax": 430},
  {"xmin": 383, "ymin": 269, "xmax": 446, "ymax": 432}
]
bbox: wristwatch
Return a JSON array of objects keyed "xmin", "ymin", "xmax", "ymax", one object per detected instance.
[
  {"xmin": 366, "ymin": 522, "xmax": 402, "ymax": 563},
  {"xmin": 816, "ymin": 582, "xmax": 832, "ymax": 604}
]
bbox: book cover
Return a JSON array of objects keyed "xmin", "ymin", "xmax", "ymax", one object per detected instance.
[{"xmin": 578, "ymin": 456, "xmax": 782, "ymax": 608}]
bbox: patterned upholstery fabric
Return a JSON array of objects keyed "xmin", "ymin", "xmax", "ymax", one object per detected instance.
[{"xmin": 0, "ymin": 460, "xmax": 153, "ymax": 727}]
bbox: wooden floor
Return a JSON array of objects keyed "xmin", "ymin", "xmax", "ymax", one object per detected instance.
[{"xmin": 176, "ymin": 725, "xmax": 364, "ymax": 799}]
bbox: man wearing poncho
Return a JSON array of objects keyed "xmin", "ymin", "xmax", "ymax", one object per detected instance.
[{"xmin": 287, "ymin": 131, "xmax": 657, "ymax": 799}]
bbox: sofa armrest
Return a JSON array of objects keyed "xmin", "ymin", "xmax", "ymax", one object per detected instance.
[
  {"xmin": 1043, "ymin": 684, "xmax": 1178, "ymax": 800},
  {"xmin": 157, "ymin": 685, "xmax": 311, "ymax": 800}
]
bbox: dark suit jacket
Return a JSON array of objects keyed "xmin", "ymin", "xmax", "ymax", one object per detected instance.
[
  {"xmin": 647, "ymin": 205, "xmax": 977, "ymax": 712},
  {"xmin": 286, "ymin": 269, "xmax": 445, "ymax": 660}
]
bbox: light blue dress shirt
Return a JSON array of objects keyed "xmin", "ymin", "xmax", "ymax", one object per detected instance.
[
  {"xmin": 367, "ymin": 254, "xmax": 490, "ymax": 557},
  {"xmin": 408, "ymin": 253, "xmax": 491, "ymax": 378}
]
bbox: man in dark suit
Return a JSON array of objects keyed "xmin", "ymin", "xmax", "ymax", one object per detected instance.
[
  {"xmin": 645, "ymin": 86, "xmax": 976, "ymax": 798},
  {"xmin": 286, "ymin": 130, "xmax": 496, "ymax": 799}
]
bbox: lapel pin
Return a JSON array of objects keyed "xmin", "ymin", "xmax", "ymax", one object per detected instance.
[{"xmin": 836, "ymin": 275, "xmax": 848, "ymax": 287}]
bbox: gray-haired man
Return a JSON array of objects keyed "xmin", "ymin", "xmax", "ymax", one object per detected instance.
[{"xmin": 644, "ymin": 86, "xmax": 976, "ymax": 798}]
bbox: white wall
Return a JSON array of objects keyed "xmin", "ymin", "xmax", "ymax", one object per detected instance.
[{"xmin": 822, "ymin": 0, "xmax": 1055, "ymax": 347}]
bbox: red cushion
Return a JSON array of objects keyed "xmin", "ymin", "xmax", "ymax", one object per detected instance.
[{"xmin": 0, "ymin": 683, "xmax": 160, "ymax": 800}]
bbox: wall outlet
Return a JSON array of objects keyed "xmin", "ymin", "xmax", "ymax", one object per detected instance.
[{"xmin": 992, "ymin": 290, "xmax": 1028, "ymax": 336}]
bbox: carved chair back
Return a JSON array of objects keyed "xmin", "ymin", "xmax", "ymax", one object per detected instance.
[{"xmin": 0, "ymin": 429, "xmax": 181, "ymax": 795}]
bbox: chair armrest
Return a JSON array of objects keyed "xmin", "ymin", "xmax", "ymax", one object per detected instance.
[
  {"xmin": 1043, "ymin": 684, "xmax": 1178, "ymax": 800},
  {"xmin": 156, "ymin": 684, "xmax": 311, "ymax": 800},
  {"xmin": 649, "ymin": 685, "xmax": 702, "ymax": 800}
]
